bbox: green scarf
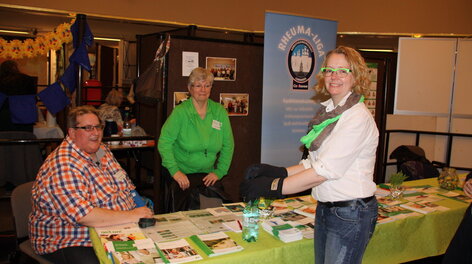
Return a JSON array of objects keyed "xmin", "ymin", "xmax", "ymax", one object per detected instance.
[{"xmin": 300, "ymin": 93, "xmax": 364, "ymax": 151}]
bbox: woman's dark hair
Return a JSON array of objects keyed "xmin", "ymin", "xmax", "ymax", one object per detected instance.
[{"xmin": 0, "ymin": 60, "xmax": 21, "ymax": 79}]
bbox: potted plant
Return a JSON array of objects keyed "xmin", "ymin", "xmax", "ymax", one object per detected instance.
[{"xmin": 389, "ymin": 172, "xmax": 408, "ymax": 199}]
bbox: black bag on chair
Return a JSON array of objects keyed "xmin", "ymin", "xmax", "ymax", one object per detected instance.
[{"xmin": 390, "ymin": 145, "xmax": 439, "ymax": 180}]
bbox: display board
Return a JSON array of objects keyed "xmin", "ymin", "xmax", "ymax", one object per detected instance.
[
  {"xmin": 395, "ymin": 38, "xmax": 457, "ymax": 115},
  {"xmin": 452, "ymin": 39, "xmax": 472, "ymax": 116},
  {"xmin": 261, "ymin": 12, "xmax": 337, "ymax": 166}
]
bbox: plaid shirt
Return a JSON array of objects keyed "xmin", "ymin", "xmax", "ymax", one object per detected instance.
[{"xmin": 29, "ymin": 136, "xmax": 136, "ymax": 254}]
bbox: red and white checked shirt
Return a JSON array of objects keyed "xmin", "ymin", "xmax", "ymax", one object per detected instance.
[{"xmin": 29, "ymin": 136, "xmax": 136, "ymax": 254}]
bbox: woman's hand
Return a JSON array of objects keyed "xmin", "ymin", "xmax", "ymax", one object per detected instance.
[
  {"xmin": 203, "ymin": 173, "xmax": 219, "ymax": 187},
  {"xmin": 464, "ymin": 179, "xmax": 472, "ymax": 198},
  {"xmin": 173, "ymin": 171, "xmax": 190, "ymax": 190}
]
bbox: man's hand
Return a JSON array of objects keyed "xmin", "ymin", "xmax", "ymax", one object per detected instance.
[
  {"xmin": 244, "ymin": 164, "xmax": 288, "ymax": 180},
  {"xmin": 130, "ymin": 206, "xmax": 153, "ymax": 221},
  {"xmin": 203, "ymin": 173, "xmax": 219, "ymax": 187},
  {"xmin": 464, "ymin": 179, "xmax": 472, "ymax": 198},
  {"xmin": 173, "ymin": 171, "xmax": 190, "ymax": 190},
  {"xmin": 78, "ymin": 207, "xmax": 153, "ymax": 227}
]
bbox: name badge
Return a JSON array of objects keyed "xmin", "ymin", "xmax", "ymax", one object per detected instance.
[
  {"xmin": 114, "ymin": 170, "xmax": 127, "ymax": 181},
  {"xmin": 212, "ymin": 120, "xmax": 221, "ymax": 130}
]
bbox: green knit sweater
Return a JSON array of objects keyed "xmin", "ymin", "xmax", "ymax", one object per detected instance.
[{"xmin": 158, "ymin": 99, "xmax": 234, "ymax": 179}]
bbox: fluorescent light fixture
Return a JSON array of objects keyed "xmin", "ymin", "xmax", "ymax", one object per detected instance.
[
  {"xmin": 94, "ymin": 37, "xmax": 121, "ymax": 42},
  {"xmin": 0, "ymin": 29, "xmax": 30, "ymax": 35},
  {"xmin": 358, "ymin": 48, "xmax": 394, "ymax": 52}
]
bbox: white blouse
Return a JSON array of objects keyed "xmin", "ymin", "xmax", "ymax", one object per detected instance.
[{"xmin": 300, "ymin": 93, "xmax": 379, "ymax": 202}]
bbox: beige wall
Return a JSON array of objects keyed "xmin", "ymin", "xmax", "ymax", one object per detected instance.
[{"xmin": 1, "ymin": 0, "xmax": 471, "ymax": 34}]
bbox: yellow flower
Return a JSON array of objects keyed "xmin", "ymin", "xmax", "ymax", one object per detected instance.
[
  {"xmin": 21, "ymin": 39, "xmax": 36, "ymax": 58},
  {"xmin": 0, "ymin": 18, "xmax": 74, "ymax": 59}
]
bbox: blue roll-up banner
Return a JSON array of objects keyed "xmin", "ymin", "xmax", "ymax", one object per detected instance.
[{"xmin": 261, "ymin": 12, "xmax": 338, "ymax": 166}]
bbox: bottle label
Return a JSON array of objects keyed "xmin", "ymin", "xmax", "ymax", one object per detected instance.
[
  {"xmin": 243, "ymin": 216, "xmax": 258, "ymax": 226},
  {"xmin": 122, "ymin": 128, "xmax": 132, "ymax": 136}
]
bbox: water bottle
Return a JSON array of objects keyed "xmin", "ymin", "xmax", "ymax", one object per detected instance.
[
  {"xmin": 242, "ymin": 200, "xmax": 260, "ymax": 242},
  {"xmin": 122, "ymin": 112, "xmax": 132, "ymax": 137},
  {"xmin": 122, "ymin": 112, "xmax": 132, "ymax": 146}
]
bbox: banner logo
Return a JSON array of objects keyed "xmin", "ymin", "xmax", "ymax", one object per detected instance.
[{"xmin": 288, "ymin": 39, "xmax": 315, "ymax": 90}]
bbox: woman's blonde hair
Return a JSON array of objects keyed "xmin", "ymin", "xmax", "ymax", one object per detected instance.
[
  {"xmin": 105, "ymin": 89, "xmax": 123, "ymax": 106},
  {"xmin": 314, "ymin": 46, "xmax": 370, "ymax": 97},
  {"xmin": 187, "ymin": 67, "xmax": 214, "ymax": 88}
]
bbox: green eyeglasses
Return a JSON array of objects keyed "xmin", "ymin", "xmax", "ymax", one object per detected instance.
[
  {"xmin": 321, "ymin": 67, "xmax": 352, "ymax": 78},
  {"xmin": 74, "ymin": 124, "xmax": 104, "ymax": 131}
]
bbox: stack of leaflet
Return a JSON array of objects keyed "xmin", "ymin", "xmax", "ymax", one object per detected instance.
[
  {"xmin": 189, "ymin": 232, "xmax": 244, "ymax": 257},
  {"xmin": 261, "ymin": 217, "xmax": 303, "ymax": 243}
]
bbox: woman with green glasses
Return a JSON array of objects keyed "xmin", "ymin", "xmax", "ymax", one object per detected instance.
[{"xmin": 241, "ymin": 46, "xmax": 379, "ymax": 264}]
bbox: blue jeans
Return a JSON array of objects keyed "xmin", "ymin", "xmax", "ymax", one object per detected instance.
[{"xmin": 315, "ymin": 196, "xmax": 378, "ymax": 264}]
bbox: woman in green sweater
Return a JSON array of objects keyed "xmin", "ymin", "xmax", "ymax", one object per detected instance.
[{"xmin": 158, "ymin": 67, "xmax": 234, "ymax": 211}]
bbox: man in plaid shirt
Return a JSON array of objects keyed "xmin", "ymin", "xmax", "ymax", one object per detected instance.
[{"xmin": 29, "ymin": 106, "xmax": 153, "ymax": 263}]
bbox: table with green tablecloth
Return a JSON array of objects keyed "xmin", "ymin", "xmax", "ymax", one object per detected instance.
[{"xmin": 90, "ymin": 177, "xmax": 469, "ymax": 264}]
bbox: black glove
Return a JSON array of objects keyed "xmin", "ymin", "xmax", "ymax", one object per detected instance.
[
  {"xmin": 240, "ymin": 176, "xmax": 285, "ymax": 202},
  {"xmin": 244, "ymin": 163, "xmax": 288, "ymax": 180}
]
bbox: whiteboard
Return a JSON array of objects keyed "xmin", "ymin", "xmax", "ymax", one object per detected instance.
[
  {"xmin": 452, "ymin": 39, "xmax": 472, "ymax": 116},
  {"xmin": 395, "ymin": 38, "xmax": 457, "ymax": 115}
]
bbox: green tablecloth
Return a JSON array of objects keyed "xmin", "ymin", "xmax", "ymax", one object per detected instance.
[
  {"xmin": 363, "ymin": 177, "xmax": 468, "ymax": 264},
  {"xmin": 91, "ymin": 177, "xmax": 469, "ymax": 264}
]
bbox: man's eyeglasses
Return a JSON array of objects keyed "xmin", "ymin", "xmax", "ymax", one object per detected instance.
[
  {"xmin": 74, "ymin": 124, "xmax": 104, "ymax": 131},
  {"xmin": 321, "ymin": 67, "xmax": 352, "ymax": 78}
]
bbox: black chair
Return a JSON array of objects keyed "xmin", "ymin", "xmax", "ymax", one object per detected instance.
[
  {"xmin": 160, "ymin": 169, "xmax": 231, "ymax": 213},
  {"xmin": 10, "ymin": 181, "xmax": 52, "ymax": 264}
]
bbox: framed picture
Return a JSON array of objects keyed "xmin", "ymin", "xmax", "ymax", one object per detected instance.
[
  {"xmin": 206, "ymin": 57, "xmax": 236, "ymax": 81},
  {"xmin": 219, "ymin": 93, "xmax": 249, "ymax": 116},
  {"xmin": 174, "ymin": 92, "xmax": 190, "ymax": 108}
]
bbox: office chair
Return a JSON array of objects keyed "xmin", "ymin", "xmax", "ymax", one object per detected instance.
[{"xmin": 10, "ymin": 181, "xmax": 52, "ymax": 264}]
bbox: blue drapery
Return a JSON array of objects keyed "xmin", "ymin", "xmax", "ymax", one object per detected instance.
[
  {"xmin": 0, "ymin": 16, "xmax": 93, "ymax": 124},
  {"xmin": 38, "ymin": 82, "xmax": 71, "ymax": 115}
]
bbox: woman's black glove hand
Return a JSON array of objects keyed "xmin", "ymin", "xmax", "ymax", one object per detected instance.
[
  {"xmin": 244, "ymin": 163, "xmax": 288, "ymax": 180},
  {"xmin": 240, "ymin": 176, "xmax": 285, "ymax": 202}
]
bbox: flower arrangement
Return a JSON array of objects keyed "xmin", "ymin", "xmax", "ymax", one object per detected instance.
[
  {"xmin": 0, "ymin": 19, "xmax": 75, "ymax": 59},
  {"xmin": 389, "ymin": 171, "xmax": 408, "ymax": 187}
]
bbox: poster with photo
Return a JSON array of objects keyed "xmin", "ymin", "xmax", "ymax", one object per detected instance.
[
  {"xmin": 219, "ymin": 93, "xmax": 249, "ymax": 116},
  {"xmin": 174, "ymin": 92, "xmax": 190, "ymax": 108},
  {"xmin": 206, "ymin": 57, "xmax": 236, "ymax": 81}
]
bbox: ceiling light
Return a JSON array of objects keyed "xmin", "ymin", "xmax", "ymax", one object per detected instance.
[
  {"xmin": 358, "ymin": 48, "xmax": 394, "ymax": 52},
  {"xmin": 0, "ymin": 29, "xmax": 30, "ymax": 35},
  {"xmin": 94, "ymin": 37, "xmax": 121, "ymax": 42}
]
